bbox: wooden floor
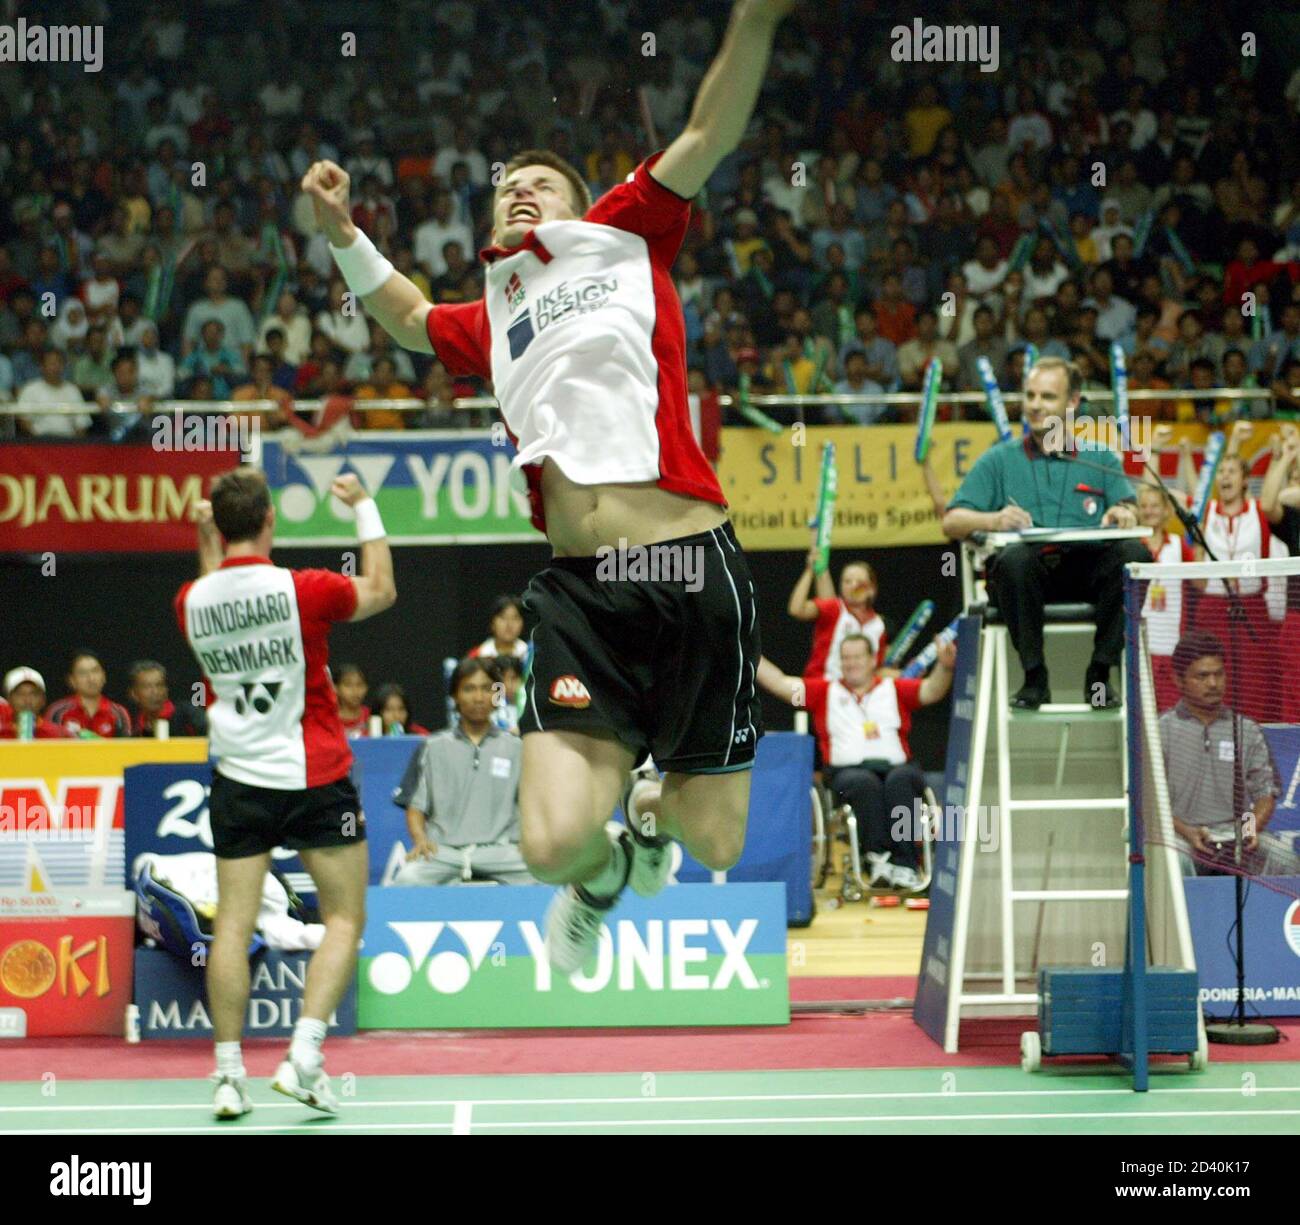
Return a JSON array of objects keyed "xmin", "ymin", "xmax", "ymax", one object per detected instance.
[{"xmin": 789, "ymin": 864, "xmax": 928, "ymax": 978}]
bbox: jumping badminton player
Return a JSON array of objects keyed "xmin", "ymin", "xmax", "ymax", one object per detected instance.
[
  {"xmin": 303, "ymin": 0, "xmax": 797, "ymax": 970},
  {"xmin": 175, "ymin": 468, "xmax": 395, "ymax": 1117}
]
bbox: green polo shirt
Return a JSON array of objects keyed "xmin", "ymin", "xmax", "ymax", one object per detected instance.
[{"xmin": 949, "ymin": 437, "xmax": 1135, "ymax": 528}]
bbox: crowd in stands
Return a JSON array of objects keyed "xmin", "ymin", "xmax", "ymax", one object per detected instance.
[{"xmin": 2, "ymin": 2, "xmax": 1299, "ymax": 442}]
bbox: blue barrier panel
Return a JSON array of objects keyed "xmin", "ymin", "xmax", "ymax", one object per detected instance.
[
  {"xmin": 133, "ymin": 945, "xmax": 357, "ymax": 1038},
  {"xmin": 1185, "ymin": 877, "xmax": 1300, "ymax": 1017}
]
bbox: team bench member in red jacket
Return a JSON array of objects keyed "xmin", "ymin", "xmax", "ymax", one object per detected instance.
[
  {"xmin": 175, "ymin": 467, "xmax": 395, "ymax": 1121},
  {"xmin": 759, "ymin": 632, "xmax": 957, "ymax": 891}
]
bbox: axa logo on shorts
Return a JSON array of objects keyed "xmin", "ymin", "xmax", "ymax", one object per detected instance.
[
  {"xmin": 549, "ymin": 675, "xmax": 591, "ymax": 708},
  {"xmin": 366, "ymin": 918, "xmax": 761, "ymax": 994}
]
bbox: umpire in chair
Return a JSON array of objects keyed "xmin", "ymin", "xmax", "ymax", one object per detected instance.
[{"xmin": 941, "ymin": 356, "xmax": 1147, "ymax": 709}]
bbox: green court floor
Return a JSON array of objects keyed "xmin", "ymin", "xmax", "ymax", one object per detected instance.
[{"xmin": 2, "ymin": 1063, "xmax": 1298, "ymax": 1134}]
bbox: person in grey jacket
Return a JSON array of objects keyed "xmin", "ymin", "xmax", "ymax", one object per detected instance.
[{"xmin": 392, "ymin": 657, "xmax": 535, "ymax": 885}]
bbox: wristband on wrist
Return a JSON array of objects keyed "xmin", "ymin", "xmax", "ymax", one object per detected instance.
[
  {"xmin": 329, "ymin": 229, "xmax": 394, "ymax": 298},
  {"xmin": 353, "ymin": 497, "xmax": 386, "ymax": 542}
]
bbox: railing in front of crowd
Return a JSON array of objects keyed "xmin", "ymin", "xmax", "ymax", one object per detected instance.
[{"xmin": 0, "ymin": 386, "xmax": 1290, "ymax": 424}]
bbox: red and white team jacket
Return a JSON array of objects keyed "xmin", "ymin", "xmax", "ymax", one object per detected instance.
[
  {"xmin": 804, "ymin": 675, "xmax": 923, "ymax": 767},
  {"xmin": 803, "ymin": 597, "xmax": 888, "ymax": 681},
  {"xmin": 175, "ymin": 557, "xmax": 358, "ymax": 790}
]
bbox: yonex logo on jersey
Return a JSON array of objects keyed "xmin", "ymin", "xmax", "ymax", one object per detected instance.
[
  {"xmin": 549, "ymin": 675, "xmax": 591, "ymax": 708},
  {"xmin": 733, "ymin": 728, "xmax": 751, "ymax": 745},
  {"xmin": 232, "ymin": 680, "xmax": 282, "ymax": 717}
]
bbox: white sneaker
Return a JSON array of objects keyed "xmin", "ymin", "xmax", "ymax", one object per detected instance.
[
  {"xmin": 271, "ymin": 1057, "xmax": 338, "ymax": 1115},
  {"xmin": 211, "ymin": 1072, "xmax": 252, "ymax": 1119},
  {"xmin": 865, "ymin": 851, "xmax": 893, "ymax": 887},
  {"xmin": 887, "ymin": 865, "xmax": 923, "ymax": 892},
  {"xmin": 544, "ymin": 884, "xmax": 610, "ymax": 973},
  {"xmin": 622, "ymin": 778, "xmax": 673, "ymax": 898}
]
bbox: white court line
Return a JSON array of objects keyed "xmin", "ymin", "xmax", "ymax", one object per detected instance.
[
  {"xmin": 6, "ymin": 1107, "xmax": 1300, "ymax": 1136},
  {"xmin": 1, "ymin": 1084, "xmax": 1297, "ymax": 1114},
  {"xmin": 452, "ymin": 1102, "xmax": 472, "ymax": 1135}
]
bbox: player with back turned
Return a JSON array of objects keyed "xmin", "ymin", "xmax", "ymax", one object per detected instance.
[
  {"xmin": 300, "ymin": 0, "xmax": 798, "ymax": 972},
  {"xmin": 175, "ymin": 468, "xmax": 395, "ymax": 1118}
]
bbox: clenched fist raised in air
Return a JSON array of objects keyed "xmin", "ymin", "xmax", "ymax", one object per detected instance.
[{"xmin": 301, "ymin": 160, "xmax": 356, "ymax": 247}]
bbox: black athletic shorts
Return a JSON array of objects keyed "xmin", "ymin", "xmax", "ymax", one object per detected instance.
[
  {"xmin": 208, "ymin": 771, "xmax": 367, "ymax": 859},
  {"xmin": 520, "ymin": 520, "xmax": 763, "ymax": 773}
]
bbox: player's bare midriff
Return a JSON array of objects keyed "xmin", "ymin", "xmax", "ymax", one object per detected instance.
[{"xmin": 540, "ymin": 457, "xmax": 728, "ymax": 556}]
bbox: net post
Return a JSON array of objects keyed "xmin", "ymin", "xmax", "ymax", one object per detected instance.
[{"xmin": 1124, "ymin": 563, "xmax": 1150, "ymax": 1091}]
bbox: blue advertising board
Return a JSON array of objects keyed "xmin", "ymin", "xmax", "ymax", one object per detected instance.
[
  {"xmin": 133, "ymin": 946, "xmax": 357, "ymax": 1038},
  {"xmin": 913, "ymin": 614, "xmax": 982, "ymax": 1047},
  {"xmin": 1185, "ymin": 878, "xmax": 1300, "ymax": 1017}
]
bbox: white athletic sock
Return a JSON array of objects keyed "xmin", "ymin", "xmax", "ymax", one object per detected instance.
[
  {"xmin": 581, "ymin": 837, "xmax": 630, "ymax": 902},
  {"xmin": 289, "ymin": 1016, "xmax": 328, "ymax": 1070},
  {"xmin": 215, "ymin": 1041, "xmax": 244, "ymax": 1079}
]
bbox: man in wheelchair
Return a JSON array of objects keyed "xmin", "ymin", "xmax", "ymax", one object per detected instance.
[{"xmin": 757, "ymin": 632, "xmax": 957, "ymax": 890}]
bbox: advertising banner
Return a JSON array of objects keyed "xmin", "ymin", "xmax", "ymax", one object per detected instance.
[
  {"xmin": 0, "ymin": 739, "xmax": 210, "ymax": 892},
  {"xmin": 717, "ymin": 422, "xmax": 1284, "ymax": 551},
  {"xmin": 0, "ymin": 892, "xmax": 135, "ymax": 1037},
  {"xmin": 0, "ymin": 444, "xmax": 239, "ymax": 553},
  {"xmin": 1185, "ymin": 879, "xmax": 1300, "ymax": 1017},
  {"xmin": 913, "ymin": 614, "xmax": 982, "ymax": 1047},
  {"xmin": 133, "ymin": 946, "xmax": 357, "ymax": 1038},
  {"xmin": 261, "ymin": 432, "xmax": 536, "ymax": 545},
  {"xmin": 358, "ymin": 883, "xmax": 788, "ymax": 1029},
  {"xmin": 124, "ymin": 737, "xmax": 422, "ymax": 893}
]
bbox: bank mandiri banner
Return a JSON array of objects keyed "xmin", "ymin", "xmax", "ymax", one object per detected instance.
[
  {"xmin": 262, "ymin": 431, "xmax": 536, "ymax": 545},
  {"xmin": 0, "ymin": 444, "xmax": 239, "ymax": 553}
]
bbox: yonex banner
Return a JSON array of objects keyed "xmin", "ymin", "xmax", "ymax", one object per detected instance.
[
  {"xmin": 0, "ymin": 444, "xmax": 238, "ymax": 553},
  {"xmin": 260, "ymin": 432, "xmax": 536, "ymax": 545},
  {"xmin": 1185, "ymin": 879, "xmax": 1300, "ymax": 1017},
  {"xmin": 358, "ymin": 883, "xmax": 788, "ymax": 1028},
  {"xmin": 133, "ymin": 946, "xmax": 357, "ymax": 1038}
]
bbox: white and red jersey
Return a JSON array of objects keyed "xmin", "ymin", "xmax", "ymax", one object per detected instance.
[
  {"xmin": 803, "ymin": 597, "xmax": 888, "ymax": 681},
  {"xmin": 424, "ymin": 151, "xmax": 725, "ymax": 535},
  {"xmin": 1203, "ymin": 497, "xmax": 1289, "ymax": 616},
  {"xmin": 1141, "ymin": 533, "xmax": 1194, "ymax": 657},
  {"xmin": 804, "ymin": 675, "xmax": 923, "ymax": 767},
  {"xmin": 469, "ymin": 637, "xmax": 529, "ymax": 660},
  {"xmin": 174, "ymin": 556, "xmax": 358, "ymax": 790}
]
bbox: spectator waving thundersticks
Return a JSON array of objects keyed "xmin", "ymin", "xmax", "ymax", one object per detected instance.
[{"xmin": 174, "ymin": 468, "xmax": 395, "ymax": 1121}]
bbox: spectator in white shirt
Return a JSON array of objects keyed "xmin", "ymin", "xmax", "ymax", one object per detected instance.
[
  {"xmin": 107, "ymin": 295, "xmax": 153, "ymax": 349},
  {"xmin": 963, "ymin": 236, "xmax": 1010, "ymax": 301},
  {"xmin": 168, "ymin": 82, "xmax": 210, "ymax": 127},
  {"xmin": 81, "ymin": 253, "xmax": 121, "ymax": 325},
  {"xmin": 315, "ymin": 279, "xmax": 371, "ymax": 354},
  {"xmin": 257, "ymin": 290, "xmax": 312, "ymax": 364},
  {"xmin": 258, "ymin": 76, "xmax": 304, "ymax": 118},
  {"xmin": 17, "ymin": 349, "xmax": 92, "ymax": 438},
  {"xmin": 432, "ymin": 124, "xmax": 489, "ymax": 188},
  {"xmin": 115, "ymin": 65, "xmax": 163, "ymax": 128},
  {"xmin": 143, "ymin": 96, "xmax": 189, "ymax": 154},
  {"xmin": 135, "ymin": 323, "xmax": 176, "ymax": 398},
  {"xmin": 343, "ymin": 130, "xmax": 394, "ymax": 189},
  {"xmin": 1006, "ymin": 87, "xmax": 1054, "ymax": 154},
  {"xmin": 414, "ymin": 193, "xmax": 474, "ymax": 280}
]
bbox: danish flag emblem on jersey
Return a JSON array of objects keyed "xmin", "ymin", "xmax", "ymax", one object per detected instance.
[
  {"xmin": 549, "ymin": 675, "xmax": 591, "ymax": 708},
  {"xmin": 505, "ymin": 271, "xmax": 525, "ymax": 310}
]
